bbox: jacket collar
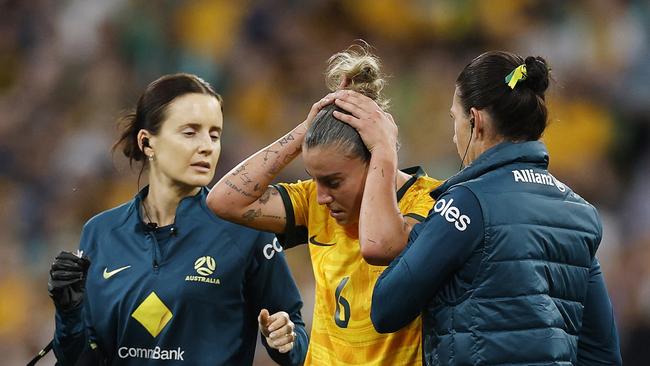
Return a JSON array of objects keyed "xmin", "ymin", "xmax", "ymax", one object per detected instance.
[
  {"xmin": 120, "ymin": 186, "xmax": 209, "ymax": 233},
  {"xmin": 431, "ymin": 141, "xmax": 549, "ymax": 199}
]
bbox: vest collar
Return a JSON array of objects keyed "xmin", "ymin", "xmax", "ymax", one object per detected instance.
[{"xmin": 432, "ymin": 141, "xmax": 549, "ymax": 199}]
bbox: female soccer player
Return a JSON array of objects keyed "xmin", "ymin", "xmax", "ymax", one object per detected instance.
[
  {"xmin": 354, "ymin": 51, "xmax": 622, "ymax": 365},
  {"xmin": 48, "ymin": 73, "xmax": 307, "ymax": 365},
  {"xmin": 207, "ymin": 44, "xmax": 441, "ymax": 365}
]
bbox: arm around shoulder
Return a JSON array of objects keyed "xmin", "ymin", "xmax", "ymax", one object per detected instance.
[{"xmin": 371, "ymin": 186, "xmax": 484, "ymax": 333}]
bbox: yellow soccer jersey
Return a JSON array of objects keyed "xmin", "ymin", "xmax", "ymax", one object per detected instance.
[{"xmin": 275, "ymin": 167, "xmax": 442, "ymax": 366}]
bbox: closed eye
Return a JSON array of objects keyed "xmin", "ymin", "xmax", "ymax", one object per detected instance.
[
  {"xmin": 323, "ymin": 179, "xmax": 341, "ymax": 189},
  {"xmin": 181, "ymin": 127, "xmax": 197, "ymax": 137}
]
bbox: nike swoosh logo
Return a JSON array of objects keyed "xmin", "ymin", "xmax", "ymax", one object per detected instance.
[
  {"xmin": 309, "ymin": 235, "xmax": 336, "ymax": 247},
  {"xmin": 103, "ymin": 265, "xmax": 131, "ymax": 279}
]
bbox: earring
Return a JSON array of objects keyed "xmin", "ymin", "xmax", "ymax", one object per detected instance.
[{"xmin": 148, "ymin": 154, "xmax": 154, "ymax": 161}]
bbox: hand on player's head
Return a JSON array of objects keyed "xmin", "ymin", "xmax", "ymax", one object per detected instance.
[
  {"xmin": 332, "ymin": 90, "xmax": 398, "ymax": 154},
  {"xmin": 304, "ymin": 93, "xmax": 337, "ymax": 129}
]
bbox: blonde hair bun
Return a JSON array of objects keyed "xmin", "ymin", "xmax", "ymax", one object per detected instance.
[{"xmin": 325, "ymin": 41, "xmax": 389, "ymax": 111}]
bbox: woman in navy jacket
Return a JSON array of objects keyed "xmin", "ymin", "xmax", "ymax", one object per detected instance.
[
  {"xmin": 47, "ymin": 73, "xmax": 307, "ymax": 365},
  {"xmin": 334, "ymin": 51, "xmax": 622, "ymax": 365}
]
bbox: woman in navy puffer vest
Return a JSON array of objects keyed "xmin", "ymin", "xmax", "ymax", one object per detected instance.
[{"xmin": 344, "ymin": 51, "xmax": 622, "ymax": 365}]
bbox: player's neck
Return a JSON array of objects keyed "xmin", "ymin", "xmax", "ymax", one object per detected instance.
[{"xmin": 344, "ymin": 224, "xmax": 359, "ymax": 239}]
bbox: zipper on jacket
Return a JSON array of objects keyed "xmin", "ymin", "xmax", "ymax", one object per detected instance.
[{"xmin": 146, "ymin": 232, "xmax": 162, "ymax": 273}]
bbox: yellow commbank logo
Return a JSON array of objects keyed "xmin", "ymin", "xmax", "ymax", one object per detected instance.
[
  {"xmin": 194, "ymin": 256, "xmax": 216, "ymax": 276},
  {"xmin": 131, "ymin": 292, "xmax": 173, "ymax": 337}
]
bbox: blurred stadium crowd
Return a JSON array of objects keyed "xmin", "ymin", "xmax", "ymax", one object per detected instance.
[{"xmin": 1, "ymin": 0, "xmax": 649, "ymax": 364}]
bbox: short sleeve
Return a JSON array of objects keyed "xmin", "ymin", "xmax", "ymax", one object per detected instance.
[
  {"xmin": 402, "ymin": 177, "xmax": 442, "ymax": 222},
  {"xmin": 273, "ymin": 181, "xmax": 312, "ymax": 248}
]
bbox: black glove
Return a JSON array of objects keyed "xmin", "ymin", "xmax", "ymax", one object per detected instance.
[{"xmin": 48, "ymin": 251, "xmax": 91, "ymax": 312}]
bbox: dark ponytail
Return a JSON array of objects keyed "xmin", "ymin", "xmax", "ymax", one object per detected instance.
[
  {"xmin": 456, "ymin": 51, "xmax": 550, "ymax": 141},
  {"xmin": 113, "ymin": 73, "xmax": 223, "ymax": 167},
  {"xmin": 523, "ymin": 56, "xmax": 550, "ymax": 95}
]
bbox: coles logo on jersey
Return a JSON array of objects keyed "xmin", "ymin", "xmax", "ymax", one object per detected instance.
[
  {"xmin": 185, "ymin": 256, "xmax": 220, "ymax": 285},
  {"xmin": 433, "ymin": 198, "xmax": 471, "ymax": 231},
  {"xmin": 263, "ymin": 237, "xmax": 284, "ymax": 260}
]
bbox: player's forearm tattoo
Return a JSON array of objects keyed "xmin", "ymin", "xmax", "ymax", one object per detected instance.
[
  {"xmin": 262, "ymin": 214, "xmax": 285, "ymax": 220},
  {"xmin": 259, "ymin": 187, "xmax": 278, "ymax": 204},
  {"xmin": 285, "ymin": 146, "xmax": 301, "ymax": 161},
  {"xmin": 269, "ymin": 146, "xmax": 301, "ymax": 175},
  {"xmin": 243, "ymin": 208, "xmax": 262, "ymax": 222},
  {"xmin": 239, "ymin": 171, "xmax": 253, "ymax": 185},
  {"xmin": 263, "ymin": 148, "xmax": 279, "ymax": 164},
  {"xmin": 232, "ymin": 163, "xmax": 247, "ymax": 176},
  {"xmin": 269, "ymin": 158, "xmax": 283, "ymax": 175},
  {"xmin": 278, "ymin": 133, "xmax": 295, "ymax": 146},
  {"xmin": 224, "ymin": 179, "xmax": 256, "ymax": 198}
]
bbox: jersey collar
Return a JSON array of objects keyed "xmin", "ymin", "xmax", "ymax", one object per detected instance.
[{"xmin": 396, "ymin": 166, "xmax": 425, "ymax": 202}]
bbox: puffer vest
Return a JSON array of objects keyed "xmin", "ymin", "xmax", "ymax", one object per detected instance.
[{"xmin": 425, "ymin": 141, "xmax": 601, "ymax": 365}]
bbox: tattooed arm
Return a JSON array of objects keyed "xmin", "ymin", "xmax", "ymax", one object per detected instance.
[{"xmin": 207, "ymin": 95, "xmax": 333, "ymax": 233}]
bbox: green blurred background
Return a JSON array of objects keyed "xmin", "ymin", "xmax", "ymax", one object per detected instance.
[{"xmin": 1, "ymin": 0, "xmax": 649, "ymax": 364}]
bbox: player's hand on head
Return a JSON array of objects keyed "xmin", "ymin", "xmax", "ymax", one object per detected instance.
[
  {"xmin": 304, "ymin": 93, "xmax": 336, "ymax": 129},
  {"xmin": 48, "ymin": 250, "xmax": 91, "ymax": 312},
  {"xmin": 258, "ymin": 309, "xmax": 296, "ymax": 353},
  {"xmin": 332, "ymin": 90, "xmax": 398, "ymax": 154}
]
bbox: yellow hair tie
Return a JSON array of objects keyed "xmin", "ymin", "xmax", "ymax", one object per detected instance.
[{"xmin": 505, "ymin": 64, "xmax": 527, "ymax": 89}]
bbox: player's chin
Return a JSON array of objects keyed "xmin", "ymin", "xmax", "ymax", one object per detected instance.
[
  {"xmin": 336, "ymin": 215, "xmax": 359, "ymax": 227},
  {"xmin": 333, "ymin": 215, "xmax": 349, "ymax": 225}
]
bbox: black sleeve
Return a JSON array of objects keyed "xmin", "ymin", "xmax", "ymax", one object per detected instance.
[
  {"xmin": 53, "ymin": 226, "xmax": 105, "ymax": 366},
  {"xmin": 247, "ymin": 231, "xmax": 308, "ymax": 366},
  {"xmin": 577, "ymin": 257, "xmax": 622, "ymax": 365},
  {"xmin": 53, "ymin": 306, "xmax": 86, "ymax": 366},
  {"xmin": 273, "ymin": 184, "xmax": 308, "ymax": 249},
  {"xmin": 371, "ymin": 186, "xmax": 484, "ymax": 333},
  {"xmin": 53, "ymin": 226, "xmax": 90, "ymax": 365}
]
